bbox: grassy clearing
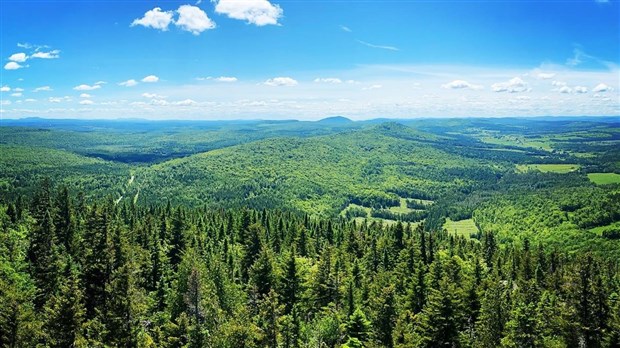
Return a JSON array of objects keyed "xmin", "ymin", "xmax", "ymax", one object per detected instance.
[
  {"xmin": 389, "ymin": 198, "xmax": 414, "ymax": 214},
  {"xmin": 589, "ymin": 221, "xmax": 620, "ymax": 236},
  {"xmin": 443, "ymin": 218, "xmax": 478, "ymax": 237},
  {"xmin": 516, "ymin": 164, "xmax": 580, "ymax": 173},
  {"xmin": 588, "ymin": 173, "xmax": 620, "ymax": 185},
  {"xmin": 340, "ymin": 203, "xmax": 371, "ymax": 218}
]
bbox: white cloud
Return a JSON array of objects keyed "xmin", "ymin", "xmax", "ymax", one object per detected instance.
[
  {"xmin": 491, "ymin": 77, "xmax": 529, "ymax": 93},
  {"xmin": 574, "ymin": 86, "xmax": 588, "ymax": 94},
  {"xmin": 80, "ymin": 93, "xmax": 92, "ymax": 98},
  {"xmin": 79, "ymin": 100, "xmax": 94, "ymax": 105},
  {"xmin": 559, "ymin": 86, "xmax": 572, "ymax": 94},
  {"xmin": 593, "ymin": 83, "xmax": 613, "ymax": 93},
  {"xmin": 142, "ymin": 75, "xmax": 159, "ymax": 83},
  {"xmin": 552, "ymin": 81, "xmax": 566, "ymax": 87},
  {"xmin": 175, "ymin": 5, "xmax": 216, "ymax": 35},
  {"xmin": 442, "ymin": 80, "xmax": 482, "ymax": 90},
  {"xmin": 537, "ymin": 72, "xmax": 556, "ymax": 80},
  {"xmin": 30, "ymin": 50, "xmax": 60, "ymax": 59},
  {"xmin": 14, "ymin": 88, "xmax": 24, "ymax": 92},
  {"xmin": 214, "ymin": 0, "xmax": 283, "ymax": 26},
  {"xmin": 340, "ymin": 25, "xmax": 352, "ymax": 32},
  {"xmin": 73, "ymin": 84, "xmax": 101, "ymax": 91},
  {"xmin": 119, "ymin": 79, "xmax": 138, "ymax": 87},
  {"xmin": 314, "ymin": 78, "xmax": 342, "ymax": 84},
  {"xmin": 11, "ymin": 93, "xmax": 22, "ymax": 97},
  {"xmin": 174, "ymin": 99, "xmax": 198, "ymax": 106},
  {"xmin": 363, "ymin": 84, "xmax": 383, "ymax": 90},
  {"xmin": 0, "ymin": 86, "xmax": 10, "ymax": 92},
  {"xmin": 131, "ymin": 7, "xmax": 174, "ymax": 31},
  {"xmin": 0, "ymin": 100, "xmax": 11, "ymax": 106},
  {"xmin": 95, "ymin": 81, "xmax": 106, "ymax": 85},
  {"xmin": 48, "ymin": 97, "xmax": 62, "ymax": 103},
  {"xmin": 34, "ymin": 86, "xmax": 53, "ymax": 92},
  {"xmin": 264, "ymin": 77, "xmax": 298, "ymax": 86},
  {"xmin": 142, "ymin": 93, "xmax": 166, "ymax": 99},
  {"xmin": 25, "ymin": 98, "xmax": 36, "ymax": 102},
  {"xmin": 8, "ymin": 53, "xmax": 27, "ymax": 62},
  {"xmin": 356, "ymin": 40, "xmax": 399, "ymax": 51},
  {"xmin": 4, "ymin": 62, "xmax": 23, "ymax": 70},
  {"xmin": 214, "ymin": 76, "xmax": 238, "ymax": 82}
]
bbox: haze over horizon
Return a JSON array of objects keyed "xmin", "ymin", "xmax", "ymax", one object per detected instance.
[{"xmin": 1, "ymin": 0, "xmax": 619, "ymax": 120}]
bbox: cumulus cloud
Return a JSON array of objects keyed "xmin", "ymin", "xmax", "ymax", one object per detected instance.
[
  {"xmin": 119, "ymin": 79, "xmax": 138, "ymax": 87},
  {"xmin": 30, "ymin": 50, "xmax": 60, "ymax": 59},
  {"xmin": 95, "ymin": 81, "xmax": 106, "ymax": 85},
  {"xmin": 142, "ymin": 93, "xmax": 166, "ymax": 99},
  {"xmin": 574, "ymin": 86, "xmax": 588, "ymax": 94},
  {"xmin": 80, "ymin": 93, "xmax": 92, "ymax": 98},
  {"xmin": 4, "ymin": 62, "xmax": 23, "ymax": 70},
  {"xmin": 142, "ymin": 75, "xmax": 159, "ymax": 83},
  {"xmin": 314, "ymin": 78, "xmax": 342, "ymax": 84},
  {"xmin": 537, "ymin": 72, "xmax": 556, "ymax": 80},
  {"xmin": 593, "ymin": 83, "xmax": 613, "ymax": 93},
  {"xmin": 175, "ymin": 5, "xmax": 215, "ymax": 34},
  {"xmin": 558, "ymin": 86, "xmax": 572, "ymax": 94},
  {"xmin": 34, "ymin": 86, "xmax": 53, "ymax": 92},
  {"xmin": 131, "ymin": 7, "xmax": 174, "ymax": 31},
  {"xmin": 264, "ymin": 77, "xmax": 298, "ymax": 86},
  {"xmin": 79, "ymin": 100, "xmax": 94, "ymax": 105},
  {"xmin": 174, "ymin": 99, "xmax": 198, "ymax": 106},
  {"xmin": 11, "ymin": 92, "xmax": 22, "ymax": 97},
  {"xmin": 0, "ymin": 86, "xmax": 10, "ymax": 92},
  {"xmin": 73, "ymin": 84, "xmax": 101, "ymax": 91},
  {"xmin": 441, "ymin": 80, "xmax": 482, "ymax": 90},
  {"xmin": 8, "ymin": 53, "xmax": 27, "ymax": 62},
  {"xmin": 48, "ymin": 97, "xmax": 62, "ymax": 103},
  {"xmin": 214, "ymin": 76, "xmax": 238, "ymax": 82},
  {"xmin": 491, "ymin": 77, "xmax": 530, "ymax": 93},
  {"xmin": 214, "ymin": 0, "xmax": 283, "ymax": 26},
  {"xmin": 14, "ymin": 88, "xmax": 24, "ymax": 92}
]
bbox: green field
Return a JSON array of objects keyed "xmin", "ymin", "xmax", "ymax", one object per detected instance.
[
  {"xmin": 388, "ymin": 198, "xmax": 414, "ymax": 214},
  {"xmin": 588, "ymin": 172, "xmax": 620, "ymax": 185},
  {"xmin": 516, "ymin": 164, "xmax": 580, "ymax": 173},
  {"xmin": 590, "ymin": 221, "xmax": 620, "ymax": 236},
  {"xmin": 443, "ymin": 218, "xmax": 479, "ymax": 237}
]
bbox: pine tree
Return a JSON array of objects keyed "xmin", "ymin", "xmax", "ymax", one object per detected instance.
[
  {"xmin": 374, "ymin": 285, "xmax": 396, "ymax": 347},
  {"xmin": 28, "ymin": 209, "xmax": 60, "ymax": 308},
  {"xmin": 281, "ymin": 249, "xmax": 299, "ymax": 315},
  {"xmin": 346, "ymin": 308, "xmax": 371, "ymax": 343},
  {"xmin": 43, "ymin": 259, "xmax": 86, "ymax": 348},
  {"xmin": 475, "ymin": 277, "xmax": 508, "ymax": 348}
]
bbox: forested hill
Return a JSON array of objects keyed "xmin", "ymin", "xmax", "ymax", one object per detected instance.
[
  {"xmin": 1, "ymin": 184, "xmax": 619, "ymax": 347},
  {"xmin": 1, "ymin": 117, "xmax": 619, "ymax": 258},
  {"xmin": 135, "ymin": 123, "xmax": 504, "ymax": 214}
]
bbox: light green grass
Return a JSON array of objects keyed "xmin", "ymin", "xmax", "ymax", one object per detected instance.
[
  {"xmin": 587, "ymin": 173, "xmax": 620, "ymax": 185},
  {"xmin": 340, "ymin": 203, "xmax": 371, "ymax": 218},
  {"xmin": 389, "ymin": 198, "xmax": 414, "ymax": 214},
  {"xmin": 589, "ymin": 221, "xmax": 620, "ymax": 236},
  {"xmin": 443, "ymin": 218, "xmax": 478, "ymax": 237},
  {"xmin": 516, "ymin": 164, "xmax": 580, "ymax": 174}
]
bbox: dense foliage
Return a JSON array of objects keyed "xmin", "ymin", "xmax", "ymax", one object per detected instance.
[{"xmin": 1, "ymin": 183, "xmax": 619, "ymax": 347}]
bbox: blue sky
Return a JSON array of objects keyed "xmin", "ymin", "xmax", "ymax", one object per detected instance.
[{"xmin": 1, "ymin": 0, "xmax": 618, "ymax": 119}]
